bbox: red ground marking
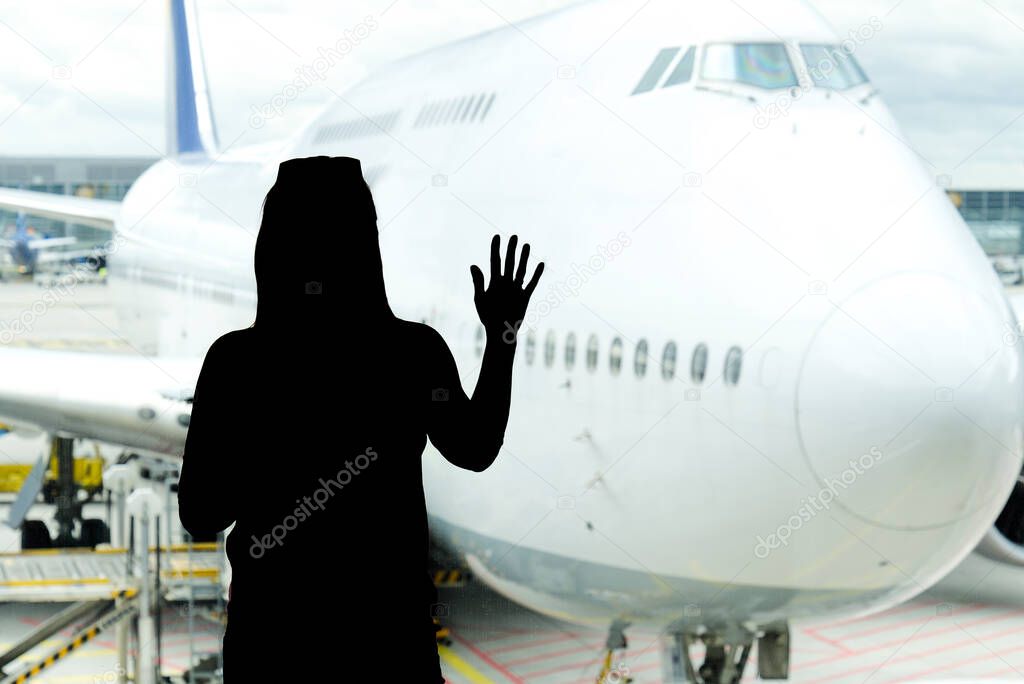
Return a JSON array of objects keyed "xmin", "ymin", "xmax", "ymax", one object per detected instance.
[
  {"xmin": 795, "ymin": 607, "xmax": 1024, "ymax": 672},
  {"xmin": 800, "ymin": 620, "xmax": 1024, "ymax": 684},
  {"xmin": 880, "ymin": 637, "xmax": 1024, "ymax": 684},
  {"xmin": 502, "ymin": 640, "xmax": 605, "ymax": 668},
  {"xmin": 803, "ymin": 628, "xmax": 854, "ymax": 654},
  {"xmin": 450, "ymin": 630, "xmax": 526, "ymax": 683},
  {"xmin": 833, "ymin": 603, "xmax": 986, "ymax": 641},
  {"xmin": 809, "ymin": 599, "xmax": 941, "ymax": 632},
  {"xmin": 488, "ymin": 631, "xmax": 583, "ymax": 654}
]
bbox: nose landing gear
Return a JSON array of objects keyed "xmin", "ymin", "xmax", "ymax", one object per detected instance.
[{"xmin": 661, "ymin": 624, "xmax": 789, "ymax": 683}]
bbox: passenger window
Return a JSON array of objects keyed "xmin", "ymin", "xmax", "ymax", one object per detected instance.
[
  {"xmin": 586, "ymin": 334, "xmax": 599, "ymax": 372},
  {"xmin": 702, "ymin": 43, "xmax": 797, "ymax": 89},
  {"xmin": 724, "ymin": 346, "xmax": 743, "ymax": 385},
  {"xmin": 610, "ymin": 337, "xmax": 623, "ymax": 375},
  {"xmin": 799, "ymin": 45, "xmax": 869, "ymax": 90},
  {"xmin": 544, "ymin": 331, "xmax": 556, "ymax": 367},
  {"xmin": 525, "ymin": 329, "xmax": 536, "ymax": 365},
  {"xmin": 469, "ymin": 93, "xmax": 486, "ymax": 121},
  {"xmin": 440, "ymin": 99, "xmax": 456, "ymax": 124},
  {"xmin": 460, "ymin": 96, "xmax": 474, "ymax": 122},
  {"xmin": 565, "ymin": 332, "xmax": 577, "ymax": 370},
  {"xmin": 663, "ymin": 47, "xmax": 696, "ymax": 88},
  {"xmin": 691, "ymin": 343, "xmax": 708, "ymax": 384},
  {"xmin": 422, "ymin": 102, "xmax": 437, "ymax": 126},
  {"xmin": 480, "ymin": 93, "xmax": 497, "ymax": 120},
  {"xmin": 632, "ymin": 47, "xmax": 681, "ymax": 95},
  {"xmin": 662, "ymin": 341, "xmax": 677, "ymax": 379},
  {"xmin": 635, "ymin": 339, "xmax": 649, "ymax": 378}
]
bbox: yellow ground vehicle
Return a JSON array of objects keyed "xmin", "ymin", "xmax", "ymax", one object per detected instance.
[{"xmin": 0, "ymin": 442, "xmax": 104, "ymax": 496}]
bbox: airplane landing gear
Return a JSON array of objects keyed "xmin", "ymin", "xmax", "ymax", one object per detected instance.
[
  {"xmin": 690, "ymin": 634, "xmax": 751, "ymax": 684},
  {"xmin": 14, "ymin": 436, "xmax": 110, "ymax": 549},
  {"xmin": 596, "ymin": 619, "xmax": 633, "ymax": 683},
  {"xmin": 661, "ymin": 624, "xmax": 788, "ymax": 683},
  {"xmin": 52, "ymin": 435, "xmax": 78, "ymax": 546},
  {"xmin": 20, "ymin": 519, "xmax": 51, "ymax": 549}
]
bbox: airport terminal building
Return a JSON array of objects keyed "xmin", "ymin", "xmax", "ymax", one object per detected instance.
[
  {"xmin": 941, "ymin": 166, "xmax": 1024, "ymax": 256},
  {"xmin": 0, "ymin": 156, "xmax": 156, "ymax": 244},
  {"xmin": 951, "ymin": 189, "xmax": 1024, "ymax": 250}
]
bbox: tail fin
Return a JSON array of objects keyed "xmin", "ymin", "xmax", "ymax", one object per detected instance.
[{"xmin": 166, "ymin": 0, "xmax": 219, "ymax": 157}]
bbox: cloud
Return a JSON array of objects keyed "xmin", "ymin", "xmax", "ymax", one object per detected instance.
[
  {"xmin": 0, "ymin": 0, "xmax": 1019, "ymax": 185},
  {"xmin": 811, "ymin": 0, "xmax": 1024, "ymax": 184}
]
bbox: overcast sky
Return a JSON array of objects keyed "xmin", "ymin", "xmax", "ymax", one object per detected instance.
[{"xmin": 0, "ymin": 0, "xmax": 1021, "ymax": 187}]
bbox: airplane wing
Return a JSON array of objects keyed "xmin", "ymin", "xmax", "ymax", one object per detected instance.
[
  {"xmin": 26, "ymin": 236, "xmax": 79, "ymax": 250},
  {"xmin": 33, "ymin": 248, "xmax": 105, "ymax": 265},
  {"xmin": 0, "ymin": 237, "xmax": 80, "ymax": 250},
  {"xmin": 0, "ymin": 192, "xmax": 194, "ymax": 454},
  {"xmin": 0, "ymin": 187, "xmax": 120, "ymax": 231},
  {"xmin": 0, "ymin": 347, "xmax": 198, "ymax": 455}
]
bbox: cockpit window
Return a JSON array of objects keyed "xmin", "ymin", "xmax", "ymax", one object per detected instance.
[
  {"xmin": 701, "ymin": 43, "xmax": 797, "ymax": 90},
  {"xmin": 632, "ymin": 47, "xmax": 681, "ymax": 95},
  {"xmin": 663, "ymin": 47, "xmax": 696, "ymax": 88},
  {"xmin": 799, "ymin": 44, "xmax": 869, "ymax": 89}
]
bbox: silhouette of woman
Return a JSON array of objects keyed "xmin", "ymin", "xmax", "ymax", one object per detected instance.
[{"xmin": 177, "ymin": 156, "xmax": 543, "ymax": 681}]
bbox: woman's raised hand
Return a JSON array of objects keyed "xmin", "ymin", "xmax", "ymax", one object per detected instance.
[{"xmin": 470, "ymin": 235, "xmax": 544, "ymax": 344}]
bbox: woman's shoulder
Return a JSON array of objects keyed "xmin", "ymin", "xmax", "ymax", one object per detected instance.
[
  {"xmin": 203, "ymin": 328, "xmax": 257, "ymax": 365},
  {"xmin": 212, "ymin": 327, "xmax": 254, "ymax": 349},
  {"xmin": 392, "ymin": 318, "xmax": 447, "ymax": 350}
]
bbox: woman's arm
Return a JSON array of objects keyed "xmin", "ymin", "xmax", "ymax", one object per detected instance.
[
  {"xmin": 177, "ymin": 334, "xmax": 240, "ymax": 537},
  {"xmin": 427, "ymin": 235, "xmax": 543, "ymax": 471}
]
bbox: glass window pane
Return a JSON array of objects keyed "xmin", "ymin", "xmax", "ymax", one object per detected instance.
[
  {"xmin": 799, "ymin": 44, "xmax": 869, "ymax": 89},
  {"xmin": 662, "ymin": 342, "xmax": 677, "ymax": 379},
  {"xmin": 702, "ymin": 43, "xmax": 797, "ymax": 89},
  {"xmin": 544, "ymin": 331, "xmax": 556, "ymax": 367},
  {"xmin": 724, "ymin": 346, "xmax": 743, "ymax": 385},
  {"xmin": 610, "ymin": 338, "xmax": 623, "ymax": 375},
  {"xmin": 663, "ymin": 47, "xmax": 696, "ymax": 88},
  {"xmin": 586, "ymin": 334, "xmax": 599, "ymax": 372},
  {"xmin": 702, "ymin": 45, "xmax": 735, "ymax": 82},
  {"xmin": 691, "ymin": 343, "xmax": 708, "ymax": 384},
  {"xmin": 632, "ymin": 47, "xmax": 681, "ymax": 95},
  {"xmin": 635, "ymin": 340, "xmax": 649, "ymax": 378},
  {"xmin": 963, "ymin": 192, "xmax": 985, "ymax": 221},
  {"xmin": 987, "ymin": 192, "xmax": 1009, "ymax": 221},
  {"xmin": 1010, "ymin": 193, "xmax": 1024, "ymax": 221}
]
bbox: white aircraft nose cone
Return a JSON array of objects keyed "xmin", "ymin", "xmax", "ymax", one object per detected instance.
[{"xmin": 796, "ymin": 272, "xmax": 1024, "ymax": 530}]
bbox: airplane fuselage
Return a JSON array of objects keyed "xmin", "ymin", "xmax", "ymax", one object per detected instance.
[{"xmin": 104, "ymin": 0, "xmax": 1024, "ymax": 631}]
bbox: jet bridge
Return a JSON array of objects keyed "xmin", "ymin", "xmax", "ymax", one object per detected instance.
[
  {"xmin": 0, "ymin": 543, "xmax": 222, "ymax": 603},
  {"xmin": 0, "ymin": 535, "xmax": 224, "ymax": 683}
]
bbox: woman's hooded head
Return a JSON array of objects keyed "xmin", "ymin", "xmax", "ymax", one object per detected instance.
[{"xmin": 253, "ymin": 156, "xmax": 392, "ymax": 330}]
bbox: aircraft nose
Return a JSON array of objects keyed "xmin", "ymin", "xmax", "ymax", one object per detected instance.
[{"xmin": 795, "ymin": 272, "xmax": 1024, "ymax": 531}]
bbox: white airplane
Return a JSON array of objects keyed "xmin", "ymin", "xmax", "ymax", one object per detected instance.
[
  {"xmin": 0, "ymin": 0, "xmax": 1022, "ymax": 680},
  {"xmin": 0, "ymin": 213, "xmax": 98, "ymax": 275}
]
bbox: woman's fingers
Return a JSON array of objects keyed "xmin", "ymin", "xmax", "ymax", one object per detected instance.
[
  {"xmin": 515, "ymin": 243, "xmax": 530, "ymax": 285},
  {"xmin": 483, "ymin": 234, "xmax": 538, "ymax": 293},
  {"xmin": 489, "ymin": 234, "xmax": 501, "ymax": 283},
  {"xmin": 524, "ymin": 262, "xmax": 544, "ymax": 297},
  {"xmin": 504, "ymin": 235, "xmax": 518, "ymax": 279},
  {"xmin": 470, "ymin": 264, "xmax": 485, "ymax": 301}
]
